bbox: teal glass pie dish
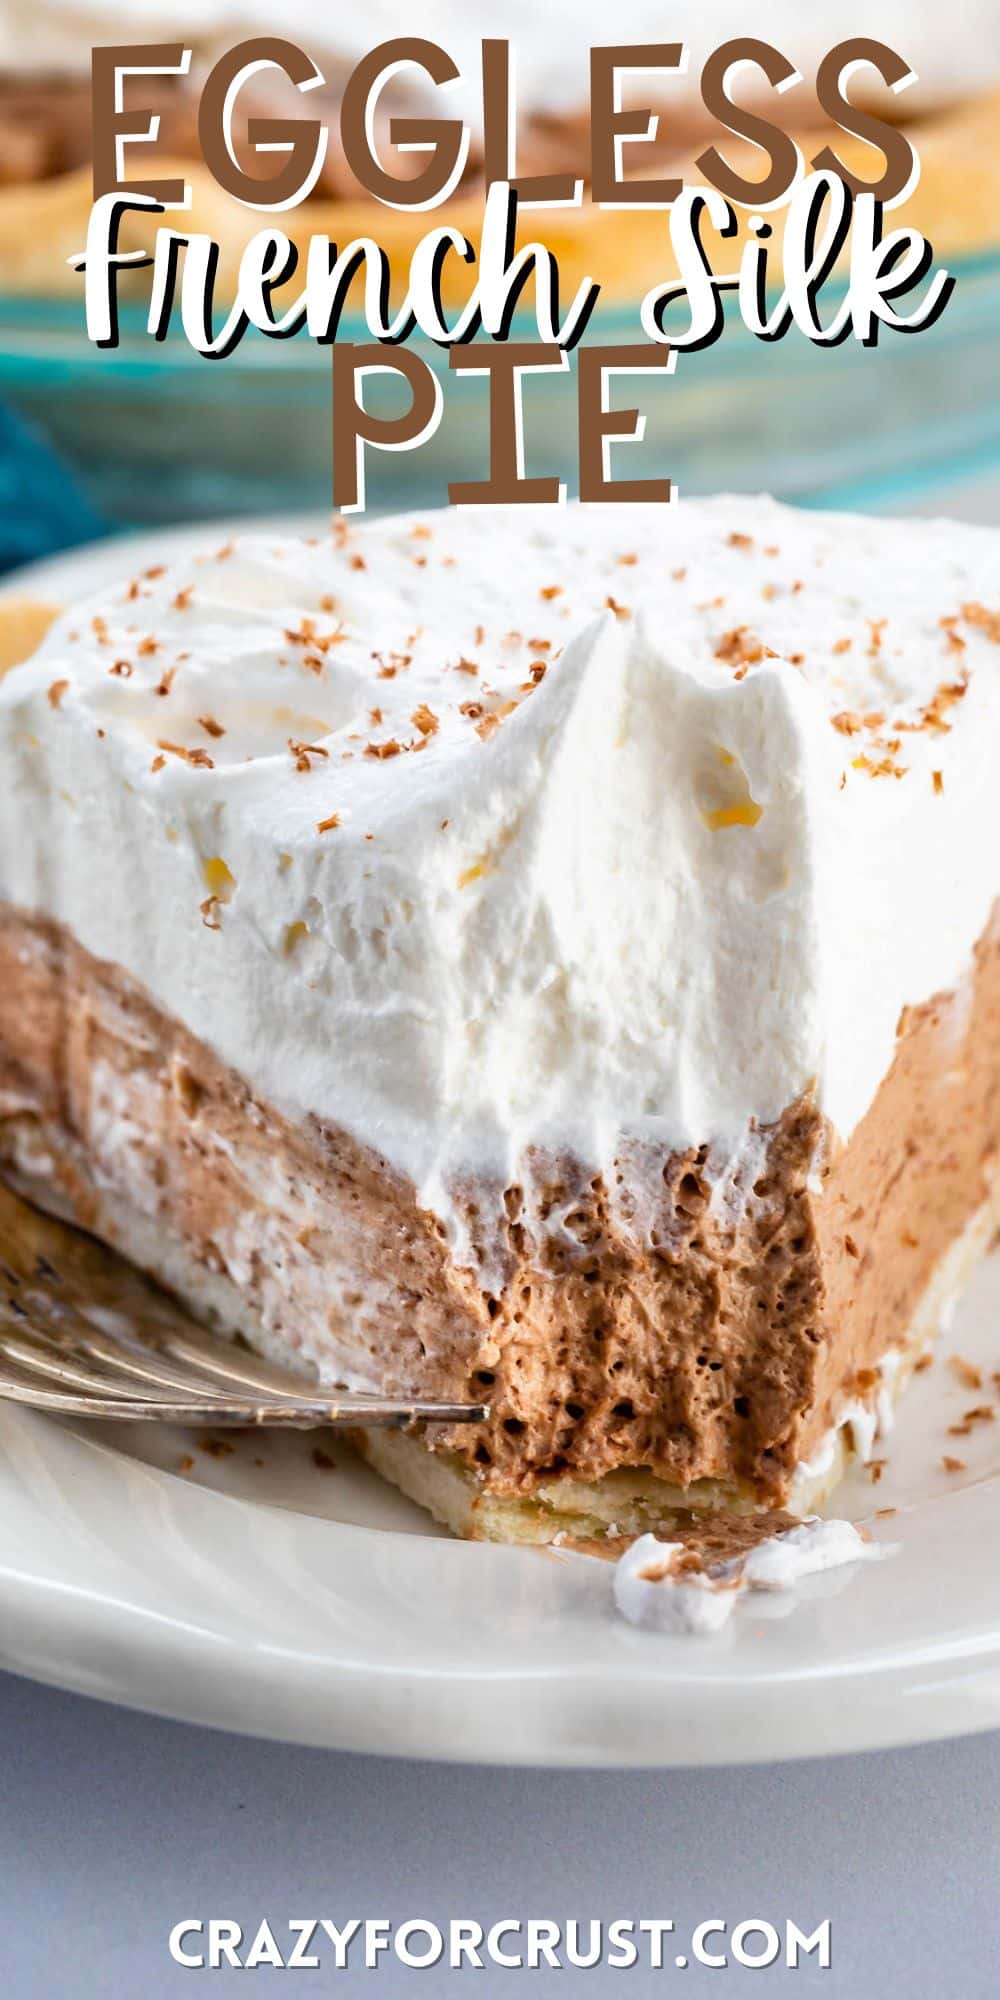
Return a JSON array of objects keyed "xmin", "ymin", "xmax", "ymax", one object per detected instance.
[{"xmin": 0, "ymin": 251, "xmax": 998, "ymax": 528}]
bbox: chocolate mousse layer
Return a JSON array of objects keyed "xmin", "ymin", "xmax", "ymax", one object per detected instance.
[{"xmin": 0, "ymin": 902, "xmax": 997, "ymax": 1512}]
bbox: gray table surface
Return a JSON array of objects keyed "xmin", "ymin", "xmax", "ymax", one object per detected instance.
[
  {"xmin": 2, "ymin": 1669, "xmax": 998, "ymax": 1996},
  {"xmin": 4, "ymin": 473, "xmax": 1000, "ymax": 1998}
]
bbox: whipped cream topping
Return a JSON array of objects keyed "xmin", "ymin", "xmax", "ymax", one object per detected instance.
[
  {"xmin": 3, "ymin": 1, "xmax": 999, "ymax": 118},
  {"xmin": 1, "ymin": 497, "xmax": 998, "ymax": 1255},
  {"xmin": 613, "ymin": 1537, "xmax": 741, "ymax": 1637},
  {"xmin": 614, "ymin": 1517, "xmax": 890, "ymax": 1635}
]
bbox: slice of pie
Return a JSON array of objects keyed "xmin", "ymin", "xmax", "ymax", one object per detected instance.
[{"xmin": 0, "ymin": 497, "xmax": 997, "ymax": 1540}]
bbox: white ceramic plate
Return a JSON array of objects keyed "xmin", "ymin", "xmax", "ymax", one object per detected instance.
[{"xmin": 3, "ymin": 526, "xmax": 1000, "ymax": 1768}]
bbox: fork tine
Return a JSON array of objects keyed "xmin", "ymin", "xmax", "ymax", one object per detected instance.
[
  {"xmin": 4, "ymin": 1242, "xmax": 355, "ymax": 1401},
  {"xmin": 96, "ymin": 1305, "xmax": 347, "ymax": 1397},
  {"xmin": 0, "ymin": 1313, "xmax": 487, "ymax": 1425},
  {"xmin": 0, "ymin": 1320, "xmax": 244, "ymax": 1405},
  {"xmin": 0, "ymin": 1278, "xmax": 275, "ymax": 1403},
  {"xmin": 137, "ymin": 1325, "xmax": 333, "ymax": 1395},
  {"xmin": 0, "ymin": 1283, "xmax": 317, "ymax": 1403},
  {"xmin": 0, "ymin": 1183, "xmax": 348, "ymax": 1397},
  {"xmin": 0, "ymin": 1180, "xmax": 488, "ymax": 1430}
]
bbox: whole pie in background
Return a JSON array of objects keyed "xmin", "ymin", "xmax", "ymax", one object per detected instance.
[{"xmin": 1, "ymin": 2, "xmax": 999, "ymax": 302}]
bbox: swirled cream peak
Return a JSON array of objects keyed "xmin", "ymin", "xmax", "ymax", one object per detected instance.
[{"xmin": 1, "ymin": 498, "xmax": 998, "ymax": 1218}]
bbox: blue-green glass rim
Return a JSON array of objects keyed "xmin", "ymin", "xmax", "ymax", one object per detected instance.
[{"xmin": 0, "ymin": 245, "xmax": 998, "ymax": 380}]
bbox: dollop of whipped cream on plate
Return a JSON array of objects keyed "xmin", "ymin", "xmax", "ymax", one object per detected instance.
[{"xmin": 614, "ymin": 1518, "xmax": 892, "ymax": 1636}]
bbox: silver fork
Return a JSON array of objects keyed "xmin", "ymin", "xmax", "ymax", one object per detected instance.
[{"xmin": 0, "ymin": 1181, "xmax": 487, "ymax": 1430}]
